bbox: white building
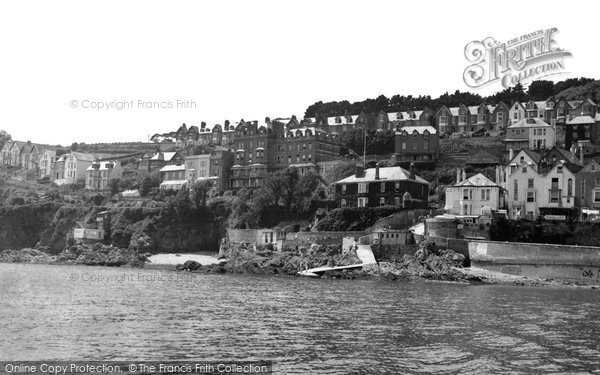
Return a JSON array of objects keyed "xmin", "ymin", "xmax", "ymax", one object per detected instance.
[
  {"xmin": 159, "ymin": 164, "xmax": 187, "ymax": 191},
  {"xmin": 85, "ymin": 161, "xmax": 124, "ymax": 190},
  {"xmin": 445, "ymin": 169, "xmax": 505, "ymax": 216},
  {"xmin": 504, "ymin": 118, "xmax": 556, "ymax": 151},
  {"xmin": 38, "ymin": 149, "xmax": 56, "ymax": 179},
  {"xmin": 55, "ymin": 152, "xmax": 96, "ymax": 185},
  {"xmin": 504, "ymin": 149, "xmax": 576, "ymax": 220}
]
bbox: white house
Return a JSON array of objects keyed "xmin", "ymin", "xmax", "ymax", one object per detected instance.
[
  {"xmin": 504, "ymin": 149, "xmax": 576, "ymax": 220},
  {"xmin": 85, "ymin": 161, "xmax": 124, "ymax": 190},
  {"xmin": 504, "ymin": 118, "xmax": 556, "ymax": 151},
  {"xmin": 445, "ymin": 169, "xmax": 505, "ymax": 216},
  {"xmin": 38, "ymin": 149, "xmax": 56, "ymax": 178},
  {"xmin": 55, "ymin": 152, "xmax": 96, "ymax": 185}
]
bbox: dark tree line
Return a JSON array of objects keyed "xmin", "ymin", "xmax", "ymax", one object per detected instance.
[{"xmin": 304, "ymin": 77, "xmax": 597, "ymax": 118}]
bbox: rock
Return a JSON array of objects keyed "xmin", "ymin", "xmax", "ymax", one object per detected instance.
[{"xmin": 176, "ymin": 260, "xmax": 202, "ymax": 271}]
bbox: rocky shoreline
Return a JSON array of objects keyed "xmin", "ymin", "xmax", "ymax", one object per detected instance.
[
  {"xmin": 1, "ymin": 243, "xmax": 599, "ymax": 289},
  {"xmin": 0, "ymin": 244, "xmax": 147, "ymax": 267}
]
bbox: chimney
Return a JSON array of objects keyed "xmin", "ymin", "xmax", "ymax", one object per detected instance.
[
  {"xmin": 580, "ymin": 144, "xmax": 584, "ymax": 164},
  {"xmin": 462, "ymin": 169, "xmax": 467, "ymax": 182},
  {"xmin": 570, "ymin": 144, "xmax": 576, "ymax": 155},
  {"xmin": 375, "ymin": 165, "xmax": 380, "ymax": 180},
  {"xmin": 456, "ymin": 167, "xmax": 461, "ymax": 184},
  {"xmin": 409, "ymin": 162, "xmax": 415, "ymax": 180},
  {"xmin": 495, "ymin": 166, "xmax": 500, "ymax": 184},
  {"xmin": 509, "ymin": 147, "xmax": 514, "ymax": 161},
  {"xmin": 355, "ymin": 165, "xmax": 365, "ymax": 178}
]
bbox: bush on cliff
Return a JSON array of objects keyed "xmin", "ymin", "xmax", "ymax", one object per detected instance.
[
  {"xmin": 0, "ymin": 203, "xmax": 65, "ymax": 250},
  {"xmin": 315, "ymin": 206, "xmax": 402, "ymax": 231}
]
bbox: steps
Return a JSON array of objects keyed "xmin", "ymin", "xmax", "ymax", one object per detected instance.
[{"xmin": 356, "ymin": 245, "xmax": 377, "ymax": 265}]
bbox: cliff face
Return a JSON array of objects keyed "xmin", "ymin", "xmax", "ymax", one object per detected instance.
[
  {"xmin": 0, "ymin": 203, "xmax": 70, "ymax": 251},
  {"xmin": 116, "ymin": 206, "xmax": 225, "ymax": 253},
  {"xmin": 0, "ymin": 201, "xmax": 226, "ymax": 254}
]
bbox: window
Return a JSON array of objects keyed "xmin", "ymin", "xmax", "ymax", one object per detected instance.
[
  {"xmin": 528, "ymin": 178, "xmax": 534, "ymax": 188},
  {"xmin": 341, "ymin": 184, "xmax": 346, "ymax": 194},
  {"xmin": 557, "ymin": 166, "xmax": 563, "ymax": 174},
  {"xmin": 480, "ymin": 189, "xmax": 490, "ymax": 201},
  {"xmin": 550, "ymin": 178, "xmax": 560, "ymax": 203},
  {"xmin": 358, "ymin": 183, "xmax": 368, "ymax": 193},
  {"xmin": 412, "ymin": 142, "xmax": 417, "ymax": 150},
  {"xmin": 594, "ymin": 191, "xmax": 600, "ymax": 203},
  {"xmin": 527, "ymin": 191, "xmax": 535, "ymax": 202},
  {"xmin": 439, "ymin": 116, "xmax": 448, "ymax": 125},
  {"xmin": 357, "ymin": 197, "xmax": 368, "ymax": 207},
  {"xmin": 380, "ymin": 182, "xmax": 385, "ymax": 193},
  {"xmin": 514, "ymin": 180, "xmax": 518, "ymax": 201},
  {"xmin": 379, "ymin": 197, "xmax": 385, "ymax": 206},
  {"xmin": 395, "ymin": 182, "xmax": 400, "ymax": 193},
  {"xmin": 340, "ymin": 199, "xmax": 347, "ymax": 208},
  {"xmin": 394, "ymin": 197, "xmax": 400, "ymax": 206},
  {"xmin": 568, "ymin": 178, "xmax": 573, "ymax": 196},
  {"xmin": 595, "ymin": 178, "xmax": 600, "ymax": 187},
  {"xmin": 522, "ymin": 167, "xmax": 527, "ymax": 173},
  {"xmin": 402, "ymin": 142, "xmax": 407, "ymax": 150},
  {"xmin": 463, "ymin": 189, "xmax": 470, "ymax": 200}
]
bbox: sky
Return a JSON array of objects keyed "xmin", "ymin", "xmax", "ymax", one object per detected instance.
[{"xmin": 0, "ymin": 0, "xmax": 599, "ymax": 145}]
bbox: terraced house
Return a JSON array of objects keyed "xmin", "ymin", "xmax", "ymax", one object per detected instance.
[
  {"xmin": 375, "ymin": 109, "xmax": 434, "ymax": 131},
  {"xmin": 576, "ymin": 161, "xmax": 600, "ymax": 212},
  {"xmin": 0, "ymin": 140, "xmax": 15, "ymax": 165},
  {"xmin": 394, "ymin": 125, "xmax": 439, "ymax": 161},
  {"xmin": 435, "ymin": 102, "xmax": 509, "ymax": 135},
  {"xmin": 503, "ymin": 149, "xmax": 578, "ymax": 220}
]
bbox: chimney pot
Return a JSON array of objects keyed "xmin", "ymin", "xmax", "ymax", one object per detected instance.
[
  {"xmin": 375, "ymin": 165, "xmax": 380, "ymax": 180},
  {"xmin": 409, "ymin": 162, "xmax": 416, "ymax": 180}
]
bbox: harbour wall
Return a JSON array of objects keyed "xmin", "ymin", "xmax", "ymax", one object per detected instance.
[{"xmin": 414, "ymin": 232, "xmax": 600, "ymax": 281}]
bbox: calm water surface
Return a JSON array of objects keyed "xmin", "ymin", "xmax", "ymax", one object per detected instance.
[{"xmin": 1, "ymin": 263, "xmax": 599, "ymax": 374}]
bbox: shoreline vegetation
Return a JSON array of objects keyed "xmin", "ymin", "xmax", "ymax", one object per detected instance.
[{"xmin": 1, "ymin": 242, "xmax": 598, "ymax": 289}]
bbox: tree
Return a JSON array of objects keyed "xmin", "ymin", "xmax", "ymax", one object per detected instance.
[
  {"xmin": 70, "ymin": 142, "xmax": 79, "ymax": 152},
  {"xmin": 527, "ymin": 80, "xmax": 554, "ymax": 100},
  {"xmin": 192, "ymin": 180, "xmax": 212, "ymax": 208},
  {"xmin": 0, "ymin": 130, "xmax": 11, "ymax": 150},
  {"xmin": 139, "ymin": 174, "xmax": 160, "ymax": 197},
  {"xmin": 108, "ymin": 178, "xmax": 122, "ymax": 195}
]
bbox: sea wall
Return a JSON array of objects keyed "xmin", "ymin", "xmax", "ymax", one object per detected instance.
[{"xmin": 414, "ymin": 231, "xmax": 600, "ymax": 281}]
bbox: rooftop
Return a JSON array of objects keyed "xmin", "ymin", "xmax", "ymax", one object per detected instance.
[
  {"xmin": 159, "ymin": 164, "xmax": 185, "ymax": 172},
  {"xmin": 396, "ymin": 125, "xmax": 437, "ymax": 135},
  {"xmin": 453, "ymin": 173, "xmax": 501, "ymax": 188},
  {"xmin": 509, "ymin": 118, "xmax": 552, "ymax": 128},
  {"xmin": 334, "ymin": 166, "xmax": 429, "ymax": 185},
  {"xmin": 567, "ymin": 116, "xmax": 595, "ymax": 125}
]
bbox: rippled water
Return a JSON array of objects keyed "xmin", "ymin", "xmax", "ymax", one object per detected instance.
[{"xmin": 1, "ymin": 263, "xmax": 600, "ymax": 374}]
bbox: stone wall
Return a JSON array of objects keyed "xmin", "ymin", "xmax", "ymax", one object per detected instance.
[{"xmin": 227, "ymin": 229, "xmax": 278, "ymax": 245}]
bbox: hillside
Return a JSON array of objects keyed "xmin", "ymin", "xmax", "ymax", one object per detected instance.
[{"xmin": 555, "ymin": 80, "xmax": 600, "ymax": 102}]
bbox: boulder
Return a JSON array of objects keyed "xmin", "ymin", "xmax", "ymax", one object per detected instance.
[{"xmin": 177, "ymin": 260, "xmax": 202, "ymax": 271}]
